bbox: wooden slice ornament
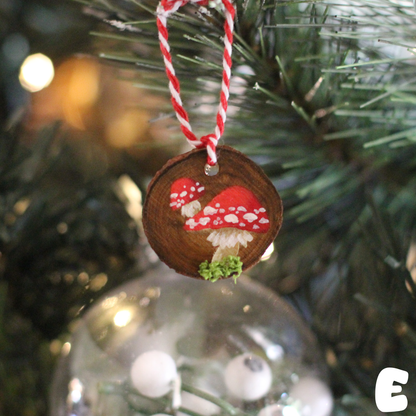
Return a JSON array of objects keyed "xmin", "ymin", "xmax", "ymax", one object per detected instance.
[
  {"xmin": 143, "ymin": 146, "xmax": 283, "ymax": 281},
  {"xmin": 143, "ymin": 0, "xmax": 283, "ymax": 282}
]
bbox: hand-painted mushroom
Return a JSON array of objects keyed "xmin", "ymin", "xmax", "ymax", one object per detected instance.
[
  {"xmin": 170, "ymin": 178, "xmax": 205, "ymax": 218},
  {"xmin": 184, "ymin": 186, "xmax": 270, "ymax": 263}
]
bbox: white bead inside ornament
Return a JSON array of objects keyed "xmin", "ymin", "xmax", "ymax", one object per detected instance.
[
  {"xmin": 130, "ymin": 350, "xmax": 177, "ymax": 398},
  {"xmin": 225, "ymin": 353, "xmax": 272, "ymax": 401},
  {"xmin": 288, "ymin": 377, "xmax": 333, "ymax": 416}
]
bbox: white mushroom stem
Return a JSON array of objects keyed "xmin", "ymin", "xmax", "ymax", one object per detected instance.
[
  {"xmin": 207, "ymin": 228, "xmax": 253, "ymax": 262},
  {"xmin": 181, "ymin": 200, "xmax": 201, "ymax": 218},
  {"xmin": 212, "ymin": 244, "xmax": 239, "ymax": 262}
]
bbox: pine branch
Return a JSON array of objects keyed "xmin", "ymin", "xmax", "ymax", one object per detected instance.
[
  {"xmin": 29, "ymin": 0, "xmax": 416, "ymax": 414},
  {"xmin": 0, "ymin": 120, "xmax": 143, "ymax": 338}
]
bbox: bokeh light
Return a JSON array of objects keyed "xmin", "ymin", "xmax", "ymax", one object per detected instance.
[
  {"xmin": 261, "ymin": 242, "xmax": 275, "ymax": 261},
  {"xmin": 19, "ymin": 53, "xmax": 55, "ymax": 92},
  {"xmin": 113, "ymin": 310, "xmax": 132, "ymax": 327}
]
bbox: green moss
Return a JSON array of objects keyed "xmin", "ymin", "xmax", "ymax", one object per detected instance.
[{"xmin": 198, "ymin": 256, "xmax": 243, "ymax": 283}]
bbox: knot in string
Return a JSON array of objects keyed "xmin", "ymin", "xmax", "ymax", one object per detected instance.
[
  {"xmin": 156, "ymin": 0, "xmax": 235, "ymax": 166},
  {"xmin": 199, "ymin": 134, "xmax": 216, "ymax": 147}
]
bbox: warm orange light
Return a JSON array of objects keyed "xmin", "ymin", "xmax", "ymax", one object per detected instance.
[
  {"xmin": 106, "ymin": 109, "xmax": 149, "ymax": 148},
  {"xmin": 62, "ymin": 59, "xmax": 100, "ymax": 130}
]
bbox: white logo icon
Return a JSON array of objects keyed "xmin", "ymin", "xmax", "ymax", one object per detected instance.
[{"xmin": 375, "ymin": 367, "xmax": 409, "ymax": 412}]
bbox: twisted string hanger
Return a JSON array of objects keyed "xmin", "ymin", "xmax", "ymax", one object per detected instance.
[{"xmin": 156, "ymin": 0, "xmax": 236, "ymax": 168}]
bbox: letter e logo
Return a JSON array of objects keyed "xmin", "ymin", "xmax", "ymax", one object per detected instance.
[{"xmin": 375, "ymin": 367, "xmax": 409, "ymax": 412}]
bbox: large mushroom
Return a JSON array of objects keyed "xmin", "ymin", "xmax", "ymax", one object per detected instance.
[
  {"xmin": 184, "ymin": 186, "xmax": 270, "ymax": 263},
  {"xmin": 170, "ymin": 178, "xmax": 205, "ymax": 218}
]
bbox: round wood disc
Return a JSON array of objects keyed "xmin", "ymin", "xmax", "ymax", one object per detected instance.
[{"xmin": 142, "ymin": 145, "xmax": 283, "ymax": 280}]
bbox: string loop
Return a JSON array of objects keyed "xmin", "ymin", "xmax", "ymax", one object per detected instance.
[{"xmin": 156, "ymin": 0, "xmax": 235, "ymax": 166}]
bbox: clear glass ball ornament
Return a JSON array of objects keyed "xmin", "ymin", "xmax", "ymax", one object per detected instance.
[{"xmin": 50, "ymin": 266, "xmax": 332, "ymax": 416}]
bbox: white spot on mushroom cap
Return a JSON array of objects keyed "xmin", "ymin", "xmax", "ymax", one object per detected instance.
[
  {"xmin": 215, "ymin": 203, "xmax": 220, "ymax": 208},
  {"xmin": 219, "ymin": 208, "xmax": 225, "ymax": 213},
  {"xmin": 190, "ymin": 194, "xmax": 194, "ymax": 198},
  {"xmin": 170, "ymin": 202, "xmax": 177, "ymax": 207},
  {"xmin": 197, "ymin": 187, "xmax": 204, "ymax": 193},
  {"xmin": 259, "ymin": 218, "xmax": 269, "ymax": 224},
  {"xmin": 186, "ymin": 218, "xmax": 198, "ymax": 229},
  {"xmin": 224, "ymin": 214, "xmax": 239, "ymax": 224},
  {"xmin": 229, "ymin": 207, "xmax": 235, "ymax": 211},
  {"xmin": 191, "ymin": 187, "xmax": 195, "ymax": 192},
  {"xmin": 199, "ymin": 217, "xmax": 211, "ymax": 226},
  {"xmin": 259, "ymin": 208, "xmax": 266, "ymax": 213},
  {"xmin": 204, "ymin": 206, "xmax": 218, "ymax": 215},
  {"xmin": 237, "ymin": 206, "xmax": 247, "ymax": 212},
  {"xmin": 239, "ymin": 223, "xmax": 246, "ymax": 227},
  {"xmin": 253, "ymin": 225, "xmax": 259, "ymax": 229},
  {"xmin": 180, "ymin": 191, "xmax": 187, "ymax": 197},
  {"xmin": 243, "ymin": 213, "xmax": 258, "ymax": 222},
  {"xmin": 171, "ymin": 193, "xmax": 178, "ymax": 199}
]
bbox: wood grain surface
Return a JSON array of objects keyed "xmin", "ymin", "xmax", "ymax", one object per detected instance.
[{"xmin": 143, "ymin": 146, "xmax": 283, "ymax": 279}]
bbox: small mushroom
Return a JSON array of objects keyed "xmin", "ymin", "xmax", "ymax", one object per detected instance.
[
  {"xmin": 184, "ymin": 186, "xmax": 270, "ymax": 262},
  {"xmin": 170, "ymin": 178, "xmax": 205, "ymax": 218}
]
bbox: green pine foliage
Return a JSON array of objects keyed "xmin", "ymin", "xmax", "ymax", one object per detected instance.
[
  {"xmin": 0, "ymin": 121, "xmax": 141, "ymax": 338},
  {"xmin": 76, "ymin": 1, "xmax": 416, "ymax": 414},
  {"xmin": 0, "ymin": 120, "xmax": 142, "ymax": 415},
  {"xmin": 2, "ymin": 0, "xmax": 416, "ymax": 414}
]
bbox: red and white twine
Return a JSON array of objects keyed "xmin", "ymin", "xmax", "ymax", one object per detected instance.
[{"xmin": 156, "ymin": 0, "xmax": 235, "ymax": 166}]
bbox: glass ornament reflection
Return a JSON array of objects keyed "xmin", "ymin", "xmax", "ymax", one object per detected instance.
[{"xmin": 50, "ymin": 266, "xmax": 332, "ymax": 416}]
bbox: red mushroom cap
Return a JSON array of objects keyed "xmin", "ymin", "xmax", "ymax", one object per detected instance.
[
  {"xmin": 170, "ymin": 178, "xmax": 205, "ymax": 210},
  {"xmin": 184, "ymin": 186, "xmax": 270, "ymax": 232}
]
